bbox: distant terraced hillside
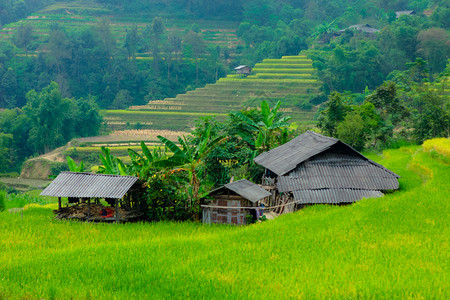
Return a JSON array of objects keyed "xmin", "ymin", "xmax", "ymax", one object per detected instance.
[
  {"xmin": 104, "ymin": 55, "xmax": 324, "ymax": 131},
  {"xmin": 0, "ymin": 1, "xmax": 242, "ymax": 54},
  {"xmin": 425, "ymin": 76, "xmax": 449, "ymax": 97}
]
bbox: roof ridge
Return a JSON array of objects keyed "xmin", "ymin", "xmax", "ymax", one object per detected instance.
[{"xmin": 61, "ymin": 171, "xmax": 138, "ymax": 179}]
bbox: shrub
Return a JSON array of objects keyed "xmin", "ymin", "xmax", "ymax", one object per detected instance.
[
  {"xmin": 296, "ymin": 98, "xmax": 313, "ymax": 110},
  {"xmin": 146, "ymin": 172, "xmax": 191, "ymax": 221},
  {"xmin": 0, "ymin": 190, "xmax": 5, "ymax": 212}
]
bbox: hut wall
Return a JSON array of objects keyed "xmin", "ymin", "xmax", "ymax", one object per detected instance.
[{"xmin": 209, "ymin": 197, "xmax": 250, "ymax": 225}]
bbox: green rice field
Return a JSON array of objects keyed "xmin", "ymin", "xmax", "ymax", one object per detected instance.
[
  {"xmin": 0, "ymin": 139, "xmax": 448, "ymax": 299},
  {"xmin": 0, "ymin": 1, "xmax": 242, "ymax": 54},
  {"xmin": 119, "ymin": 55, "xmax": 323, "ymax": 131}
]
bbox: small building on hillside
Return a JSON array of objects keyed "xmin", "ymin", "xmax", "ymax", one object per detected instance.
[
  {"xmin": 40, "ymin": 172, "xmax": 147, "ymax": 222},
  {"xmin": 254, "ymin": 131, "xmax": 399, "ymax": 208},
  {"xmin": 201, "ymin": 179, "xmax": 271, "ymax": 225},
  {"xmin": 396, "ymin": 10, "xmax": 416, "ymax": 18},
  {"xmin": 337, "ymin": 24, "xmax": 380, "ymax": 38},
  {"xmin": 234, "ymin": 65, "xmax": 252, "ymax": 77}
]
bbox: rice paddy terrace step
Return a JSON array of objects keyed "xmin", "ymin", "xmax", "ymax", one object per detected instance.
[{"xmin": 113, "ymin": 54, "xmax": 323, "ymax": 131}]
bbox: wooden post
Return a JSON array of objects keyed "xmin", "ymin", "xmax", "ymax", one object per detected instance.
[
  {"xmin": 87, "ymin": 198, "xmax": 91, "ymax": 220},
  {"xmin": 115, "ymin": 198, "xmax": 119, "ymax": 224},
  {"xmin": 58, "ymin": 197, "xmax": 61, "ymax": 210}
]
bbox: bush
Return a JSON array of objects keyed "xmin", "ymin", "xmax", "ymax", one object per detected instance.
[
  {"xmin": 146, "ymin": 172, "xmax": 191, "ymax": 221},
  {"xmin": 0, "ymin": 172, "xmax": 20, "ymax": 178},
  {"xmin": 0, "ymin": 190, "xmax": 5, "ymax": 212},
  {"xmin": 296, "ymin": 98, "xmax": 313, "ymax": 110},
  {"xmin": 310, "ymin": 94, "xmax": 327, "ymax": 105},
  {"xmin": 4, "ymin": 192, "xmax": 50, "ymax": 209}
]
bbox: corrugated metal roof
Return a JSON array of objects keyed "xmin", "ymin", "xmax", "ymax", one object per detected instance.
[
  {"xmin": 277, "ymin": 152, "xmax": 399, "ymax": 192},
  {"xmin": 40, "ymin": 172, "xmax": 138, "ymax": 199},
  {"xmin": 234, "ymin": 65, "xmax": 249, "ymax": 70},
  {"xmin": 254, "ymin": 131, "xmax": 339, "ymax": 176},
  {"xmin": 396, "ymin": 10, "xmax": 415, "ymax": 17},
  {"xmin": 221, "ymin": 179, "xmax": 271, "ymax": 203},
  {"xmin": 254, "ymin": 131, "xmax": 399, "ymax": 178},
  {"xmin": 292, "ymin": 189, "xmax": 383, "ymax": 204}
]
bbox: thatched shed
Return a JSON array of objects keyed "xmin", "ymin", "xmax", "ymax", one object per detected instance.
[
  {"xmin": 254, "ymin": 131, "xmax": 399, "ymax": 207},
  {"xmin": 202, "ymin": 179, "xmax": 271, "ymax": 225},
  {"xmin": 40, "ymin": 172, "xmax": 146, "ymax": 222}
]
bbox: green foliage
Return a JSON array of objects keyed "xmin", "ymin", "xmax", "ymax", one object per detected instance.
[
  {"xmin": 111, "ymin": 90, "xmax": 134, "ymax": 109},
  {"xmin": 1, "ymin": 191, "xmax": 51, "ymax": 209},
  {"xmin": 336, "ymin": 111, "xmax": 366, "ymax": 151},
  {"xmin": 230, "ymin": 100, "xmax": 291, "ymax": 151},
  {"xmin": 21, "ymin": 82, "xmax": 102, "ymax": 154},
  {"xmin": 0, "ymin": 132, "xmax": 13, "ymax": 172},
  {"xmin": 412, "ymin": 91, "xmax": 449, "ymax": 143},
  {"xmin": 97, "ymin": 146, "xmax": 128, "ymax": 175},
  {"xmin": 318, "ymin": 92, "xmax": 348, "ymax": 137},
  {"xmin": 126, "ymin": 142, "xmax": 168, "ymax": 180},
  {"xmin": 12, "ymin": 23, "xmax": 35, "ymax": 55},
  {"xmin": 66, "ymin": 156, "xmax": 84, "ymax": 172},
  {"xmin": 0, "ymin": 82, "xmax": 102, "ymax": 170},
  {"xmin": 146, "ymin": 172, "xmax": 190, "ymax": 221},
  {"xmin": 0, "ymin": 190, "xmax": 5, "ymax": 212},
  {"xmin": 154, "ymin": 126, "xmax": 225, "ymax": 220}
]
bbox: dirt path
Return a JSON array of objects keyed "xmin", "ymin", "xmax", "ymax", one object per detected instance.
[{"xmin": 32, "ymin": 143, "xmax": 70, "ymax": 163}]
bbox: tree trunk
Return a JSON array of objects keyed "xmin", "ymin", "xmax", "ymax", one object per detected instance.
[
  {"xmin": 195, "ymin": 57, "xmax": 199, "ymax": 85},
  {"xmin": 191, "ymin": 171, "xmax": 201, "ymax": 222}
]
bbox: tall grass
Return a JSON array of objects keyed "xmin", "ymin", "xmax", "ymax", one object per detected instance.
[{"xmin": 0, "ymin": 141, "xmax": 448, "ymax": 299}]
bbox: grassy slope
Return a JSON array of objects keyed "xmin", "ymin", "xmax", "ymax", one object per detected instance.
[{"xmin": 0, "ymin": 141, "xmax": 448, "ymax": 299}]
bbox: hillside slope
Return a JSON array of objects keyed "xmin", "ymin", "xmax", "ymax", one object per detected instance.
[
  {"xmin": 0, "ymin": 1, "xmax": 242, "ymax": 55},
  {"xmin": 104, "ymin": 54, "xmax": 323, "ymax": 131}
]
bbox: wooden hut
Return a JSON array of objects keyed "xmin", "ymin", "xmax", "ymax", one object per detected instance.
[
  {"xmin": 234, "ymin": 65, "xmax": 252, "ymax": 77},
  {"xmin": 254, "ymin": 131, "xmax": 400, "ymax": 209},
  {"xmin": 202, "ymin": 179, "xmax": 271, "ymax": 225},
  {"xmin": 40, "ymin": 172, "xmax": 146, "ymax": 223}
]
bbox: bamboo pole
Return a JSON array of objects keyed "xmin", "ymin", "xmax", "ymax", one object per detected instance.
[
  {"xmin": 115, "ymin": 198, "xmax": 120, "ymax": 224},
  {"xmin": 87, "ymin": 198, "xmax": 91, "ymax": 220},
  {"xmin": 58, "ymin": 197, "xmax": 61, "ymax": 210}
]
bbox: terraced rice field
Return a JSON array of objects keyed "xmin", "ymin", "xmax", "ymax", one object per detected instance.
[
  {"xmin": 115, "ymin": 55, "xmax": 323, "ymax": 131},
  {"xmin": 424, "ymin": 76, "xmax": 449, "ymax": 97},
  {"xmin": 0, "ymin": 1, "xmax": 242, "ymax": 54}
]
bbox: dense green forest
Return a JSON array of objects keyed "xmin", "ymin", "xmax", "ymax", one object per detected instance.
[
  {"xmin": 0, "ymin": 0, "xmax": 448, "ymax": 173},
  {"xmin": 0, "ymin": 0, "xmax": 54, "ymax": 27}
]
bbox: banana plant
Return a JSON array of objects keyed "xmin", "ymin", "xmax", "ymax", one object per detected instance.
[
  {"xmin": 230, "ymin": 100, "xmax": 292, "ymax": 151},
  {"xmin": 126, "ymin": 141, "xmax": 167, "ymax": 180},
  {"xmin": 66, "ymin": 156, "xmax": 84, "ymax": 172},
  {"xmin": 98, "ymin": 146, "xmax": 128, "ymax": 176},
  {"xmin": 153, "ymin": 125, "xmax": 225, "ymax": 220}
]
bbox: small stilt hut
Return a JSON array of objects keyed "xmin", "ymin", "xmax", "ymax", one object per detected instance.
[
  {"xmin": 234, "ymin": 65, "xmax": 252, "ymax": 77},
  {"xmin": 201, "ymin": 179, "xmax": 271, "ymax": 225},
  {"xmin": 40, "ymin": 172, "xmax": 146, "ymax": 223}
]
